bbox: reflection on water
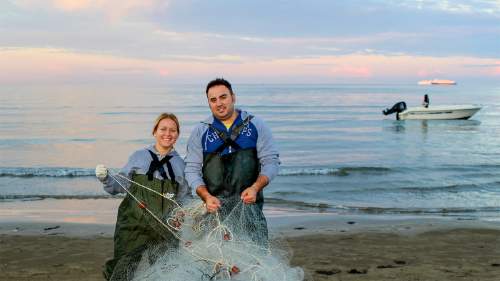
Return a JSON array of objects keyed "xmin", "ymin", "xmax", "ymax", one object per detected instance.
[
  {"xmin": 385, "ymin": 120, "xmax": 406, "ymax": 133},
  {"xmin": 1, "ymin": 84, "xmax": 500, "ymax": 219},
  {"xmin": 384, "ymin": 119, "xmax": 481, "ymax": 135}
]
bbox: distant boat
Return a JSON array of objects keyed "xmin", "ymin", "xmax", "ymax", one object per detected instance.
[
  {"xmin": 383, "ymin": 102, "xmax": 481, "ymax": 120},
  {"xmin": 418, "ymin": 79, "xmax": 456, "ymax": 85}
]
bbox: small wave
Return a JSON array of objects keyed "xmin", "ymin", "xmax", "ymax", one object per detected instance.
[
  {"xmin": 265, "ymin": 197, "xmax": 500, "ymax": 215},
  {"xmin": 279, "ymin": 166, "xmax": 392, "ymax": 176},
  {"xmin": 347, "ymin": 182, "xmax": 498, "ymax": 194},
  {"xmin": 1, "ymin": 166, "xmax": 394, "ymax": 178},
  {"xmin": 435, "ymin": 164, "xmax": 500, "ymax": 172},
  {"xmin": 266, "ymin": 198, "xmax": 332, "ymax": 210},
  {"xmin": 0, "ymin": 194, "xmax": 120, "ymax": 201},
  {"xmin": 0, "ymin": 167, "xmax": 97, "ymax": 177},
  {"xmin": 69, "ymin": 138, "xmax": 96, "ymax": 143},
  {"xmin": 338, "ymin": 206, "xmax": 500, "ymax": 215}
]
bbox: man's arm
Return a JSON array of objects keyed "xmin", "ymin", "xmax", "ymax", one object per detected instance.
[
  {"xmin": 184, "ymin": 124, "xmax": 207, "ymax": 192},
  {"xmin": 185, "ymin": 124, "xmax": 224, "ymax": 211},
  {"xmin": 254, "ymin": 116, "xmax": 280, "ymax": 183},
  {"xmin": 241, "ymin": 116, "xmax": 280, "ymax": 203}
]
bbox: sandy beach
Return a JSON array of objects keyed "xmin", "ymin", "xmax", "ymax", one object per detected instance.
[{"xmin": 1, "ymin": 200, "xmax": 500, "ymax": 281}]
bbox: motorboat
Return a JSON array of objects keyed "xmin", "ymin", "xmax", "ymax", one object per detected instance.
[
  {"xmin": 418, "ymin": 79, "xmax": 456, "ymax": 85},
  {"xmin": 383, "ymin": 101, "xmax": 481, "ymax": 120}
]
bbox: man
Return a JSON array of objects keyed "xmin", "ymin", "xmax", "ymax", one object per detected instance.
[
  {"xmin": 422, "ymin": 94, "xmax": 430, "ymax": 108},
  {"xmin": 185, "ymin": 78, "xmax": 280, "ymax": 242}
]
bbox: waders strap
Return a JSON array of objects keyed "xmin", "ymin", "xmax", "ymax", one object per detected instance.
[
  {"xmin": 207, "ymin": 115, "xmax": 253, "ymax": 154},
  {"xmin": 146, "ymin": 150, "xmax": 176, "ymax": 184}
]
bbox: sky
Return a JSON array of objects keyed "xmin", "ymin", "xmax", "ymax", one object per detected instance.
[{"xmin": 1, "ymin": 0, "xmax": 500, "ymax": 85}]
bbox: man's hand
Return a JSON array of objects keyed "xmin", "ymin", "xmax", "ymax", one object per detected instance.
[
  {"xmin": 196, "ymin": 185, "xmax": 221, "ymax": 213},
  {"xmin": 205, "ymin": 195, "xmax": 221, "ymax": 213},
  {"xmin": 241, "ymin": 186, "xmax": 258, "ymax": 204}
]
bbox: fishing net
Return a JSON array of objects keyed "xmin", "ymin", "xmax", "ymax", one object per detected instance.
[{"xmin": 109, "ymin": 174, "xmax": 304, "ymax": 281}]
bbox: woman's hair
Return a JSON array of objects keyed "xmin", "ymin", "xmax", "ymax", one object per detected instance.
[{"xmin": 152, "ymin": 113, "xmax": 180, "ymax": 135}]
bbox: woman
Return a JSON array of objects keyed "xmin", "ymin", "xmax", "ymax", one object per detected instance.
[{"xmin": 95, "ymin": 113, "xmax": 191, "ymax": 281}]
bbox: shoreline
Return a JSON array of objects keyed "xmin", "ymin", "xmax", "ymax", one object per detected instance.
[
  {"xmin": 1, "ymin": 198, "xmax": 500, "ymax": 238},
  {"xmin": 2, "ymin": 199, "xmax": 500, "ymax": 280},
  {"xmin": 2, "ymin": 198, "xmax": 500, "ymax": 237},
  {"xmin": 2, "ymin": 222, "xmax": 500, "ymax": 281}
]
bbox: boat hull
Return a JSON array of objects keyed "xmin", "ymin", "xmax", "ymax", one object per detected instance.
[
  {"xmin": 418, "ymin": 79, "xmax": 456, "ymax": 85},
  {"xmin": 399, "ymin": 106, "xmax": 481, "ymax": 120}
]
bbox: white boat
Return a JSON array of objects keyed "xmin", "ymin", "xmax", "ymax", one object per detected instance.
[
  {"xmin": 418, "ymin": 79, "xmax": 456, "ymax": 85},
  {"xmin": 398, "ymin": 105, "xmax": 481, "ymax": 120},
  {"xmin": 383, "ymin": 102, "xmax": 481, "ymax": 120}
]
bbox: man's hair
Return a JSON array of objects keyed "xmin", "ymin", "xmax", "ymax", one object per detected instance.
[{"xmin": 205, "ymin": 78, "xmax": 233, "ymax": 96}]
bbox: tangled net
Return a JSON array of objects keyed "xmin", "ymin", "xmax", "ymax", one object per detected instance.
[{"xmin": 109, "ymin": 174, "xmax": 304, "ymax": 281}]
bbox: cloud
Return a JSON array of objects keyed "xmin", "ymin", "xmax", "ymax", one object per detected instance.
[
  {"xmin": 0, "ymin": 47, "xmax": 162, "ymax": 83},
  {"xmin": 51, "ymin": 0, "xmax": 91, "ymax": 11},
  {"xmin": 12, "ymin": 0, "xmax": 169, "ymax": 21},
  {"xmin": 3, "ymin": 47, "xmax": 499, "ymax": 85},
  {"xmin": 395, "ymin": 0, "xmax": 500, "ymax": 16},
  {"xmin": 5, "ymin": 0, "xmax": 500, "ymax": 61},
  {"xmin": 417, "ymin": 69, "xmax": 445, "ymax": 77},
  {"xmin": 494, "ymin": 67, "xmax": 500, "ymax": 75},
  {"xmin": 330, "ymin": 65, "xmax": 373, "ymax": 78},
  {"xmin": 2, "ymin": 1, "xmax": 500, "ymax": 83}
]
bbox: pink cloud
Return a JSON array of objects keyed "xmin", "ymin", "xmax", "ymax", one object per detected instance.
[
  {"xmin": 417, "ymin": 69, "xmax": 444, "ymax": 77},
  {"xmin": 330, "ymin": 65, "xmax": 373, "ymax": 78},
  {"xmin": 52, "ymin": 0, "xmax": 92, "ymax": 11},
  {"xmin": 158, "ymin": 68, "xmax": 170, "ymax": 77},
  {"xmin": 494, "ymin": 66, "xmax": 500, "ymax": 75},
  {"xmin": 14, "ymin": 0, "xmax": 168, "ymax": 21},
  {"xmin": 2, "ymin": 48, "xmax": 500, "ymax": 84}
]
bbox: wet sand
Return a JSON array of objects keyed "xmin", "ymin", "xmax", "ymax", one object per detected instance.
[
  {"xmin": 1, "ymin": 222, "xmax": 500, "ymax": 281},
  {"xmin": 288, "ymin": 228, "xmax": 500, "ymax": 281}
]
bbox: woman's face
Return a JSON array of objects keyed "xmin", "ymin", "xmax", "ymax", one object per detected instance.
[{"xmin": 154, "ymin": 118, "xmax": 179, "ymax": 150}]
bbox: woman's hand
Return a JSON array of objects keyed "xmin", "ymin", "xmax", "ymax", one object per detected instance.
[{"xmin": 95, "ymin": 164, "xmax": 108, "ymax": 182}]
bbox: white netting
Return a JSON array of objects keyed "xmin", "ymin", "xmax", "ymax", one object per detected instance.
[{"xmin": 109, "ymin": 174, "xmax": 304, "ymax": 281}]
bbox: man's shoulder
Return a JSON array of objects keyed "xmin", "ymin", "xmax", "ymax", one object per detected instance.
[
  {"xmin": 246, "ymin": 113, "xmax": 268, "ymax": 132},
  {"xmin": 239, "ymin": 109, "xmax": 263, "ymax": 124},
  {"xmin": 188, "ymin": 121, "xmax": 211, "ymax": 142},
  {"xmin": 193, "ymin": 121, "xmax": 210, "ymax": 132}
]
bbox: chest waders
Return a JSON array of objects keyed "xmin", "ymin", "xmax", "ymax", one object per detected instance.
[
  {"xmin": 202, "ymin": 116, "xmax": 268, "ymax": 244},
  {"xmin": 104, "ymin": 151, "xmax": 179, "ymax": 281}
]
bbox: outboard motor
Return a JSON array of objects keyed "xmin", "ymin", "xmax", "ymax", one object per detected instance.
[{"xmin": 383, "ymin": 101, "xmax": 407, "ymax": 120}]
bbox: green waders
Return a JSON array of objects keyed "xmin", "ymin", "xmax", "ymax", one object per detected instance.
[
  {"xmin": 104, "ymin": 174, "xmax": 179, "ymax": 281},
  {"xmin": 202, "ymin": 117, "xmax": 268, "ymax": 245}
]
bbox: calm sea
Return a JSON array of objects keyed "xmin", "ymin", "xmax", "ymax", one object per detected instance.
[{"xmin": 1, "ymin": 83, "xmax": 499, "ymax": 220}]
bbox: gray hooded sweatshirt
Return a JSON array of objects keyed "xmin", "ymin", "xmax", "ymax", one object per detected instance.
[{"xmin": 101, "ymin": 144, "xmax": 191, "ymax": 202}]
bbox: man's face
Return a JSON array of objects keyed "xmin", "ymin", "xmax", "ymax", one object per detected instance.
[{"xmin": 207, "ymin": 85, "xmax": 236, "ymax": 121}]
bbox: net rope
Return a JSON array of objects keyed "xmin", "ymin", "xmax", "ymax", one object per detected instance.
[{"xmin": 108, "ymin": 173, "xmax": 303, "ymax": 281}]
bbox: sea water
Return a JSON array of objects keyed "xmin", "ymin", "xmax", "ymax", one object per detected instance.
[{"xmin": 1, "ymin": 83, "xmax": 499, "ymax": 220}]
